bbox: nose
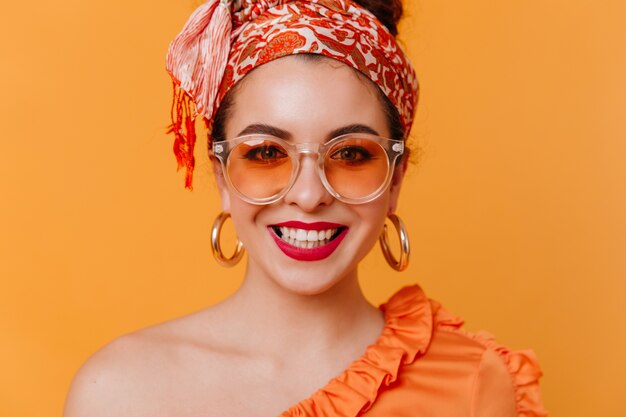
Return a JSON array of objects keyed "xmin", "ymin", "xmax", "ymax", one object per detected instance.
[{"xmin": 282, "ymin": 154, "xmax": 334, "ymax": 211}]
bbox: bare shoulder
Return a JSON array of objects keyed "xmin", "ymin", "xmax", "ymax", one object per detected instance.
[
  {"xmin": 64, "ymin": 331, "xmax": 162, "ymax": 416},
  {"xmin": 64, "ymin": 309, "xmax": 230, "ymax": 417}
]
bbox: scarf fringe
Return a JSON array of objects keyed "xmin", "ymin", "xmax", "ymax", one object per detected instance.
[
  {"xmin": 165, "ymin": 0, "xmax": 232, "ymax": 189},
  {"xmin": 167, "ymin": 82, "xmax": 197, "ymax": 190}
]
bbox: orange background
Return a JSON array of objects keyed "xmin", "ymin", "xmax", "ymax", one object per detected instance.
[{"xmin": 1, "ymin": 1, "xmax": 624, "ymax": 416}]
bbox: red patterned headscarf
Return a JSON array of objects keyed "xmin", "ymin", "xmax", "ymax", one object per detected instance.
[{"xmin": 166, "ymin": 0, "xmax": 419, "ymax": 188}]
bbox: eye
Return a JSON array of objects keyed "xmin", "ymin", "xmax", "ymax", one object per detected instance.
[
  {"xmin": 243, "ymin": 145, "xmax": 288, "ymax": 162},
  {"xmin": 330, "ymin": 146, "xmax": 373, "ymax": 163}
]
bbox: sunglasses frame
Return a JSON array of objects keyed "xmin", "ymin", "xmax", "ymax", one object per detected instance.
[{"xmin": 211, "ymin": 133, "xmax": 404, "ymax": 205}]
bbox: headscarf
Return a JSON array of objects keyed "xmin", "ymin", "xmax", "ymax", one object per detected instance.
[{"xmin": 166, "ymin": 0, "xmax": 418, "ymax": 188}]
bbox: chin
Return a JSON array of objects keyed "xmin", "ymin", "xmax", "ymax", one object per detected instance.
[
  {"xmin": 262, "ymin": 259, "xmax": 357, "ymax": 297},
  {"xmin": 242, "ymin": 228, "xmax": 367, "ymax": 297}
]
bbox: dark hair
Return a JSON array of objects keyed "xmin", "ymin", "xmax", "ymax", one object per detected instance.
[
  {"xmin": 353, "ymin": 0, "xmax": 403, "ymax": 37},
  {"xmin": 211, "ymin": 0, "xmax": 406, "ymax": 144}
]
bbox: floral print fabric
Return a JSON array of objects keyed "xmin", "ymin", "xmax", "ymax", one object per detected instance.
[{"xmin": 221, "ymin": 0, "xmax": 419, "ymax": 131}]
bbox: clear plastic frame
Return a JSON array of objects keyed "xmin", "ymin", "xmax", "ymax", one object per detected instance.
[{"xmin": 211, "ymin": 133, "xmax": 404, "ymax": 205}]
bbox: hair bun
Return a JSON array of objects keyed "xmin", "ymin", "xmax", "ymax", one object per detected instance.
[{"xmin": 352, "ymin": 0, "xmax": 403, "ymax": 37}]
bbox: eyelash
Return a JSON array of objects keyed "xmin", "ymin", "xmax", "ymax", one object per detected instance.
[
  {"xmin": 330, "ymin": 146, "xmax": 373, "ymax": 162},
  {"xmin": 243, "ymin": 145, "xmax": 288, "ymax": 161}
]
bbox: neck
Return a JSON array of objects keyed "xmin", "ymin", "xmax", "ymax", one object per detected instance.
[{"xmin": 221, "ymin": 261, "xmax": 383, "ymax": 360}]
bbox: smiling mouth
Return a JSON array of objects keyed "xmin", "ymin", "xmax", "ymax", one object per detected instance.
[{"xmin": 271, "ymin": 225, "xmax": 346, "ymax": 249}]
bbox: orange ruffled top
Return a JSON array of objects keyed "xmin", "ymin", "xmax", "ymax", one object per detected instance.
[{"xmin": 280, "ymin": 285, "xmax": 547, "ymax": 417}]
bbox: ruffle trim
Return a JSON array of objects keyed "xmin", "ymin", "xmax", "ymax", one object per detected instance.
[
  {"xmin": 279, "ymin": 285, "xmax": 433, "ymax": 417},
  {"xmin": 434, "ymin": 305, "xmax": 548, "ymax": 417}
]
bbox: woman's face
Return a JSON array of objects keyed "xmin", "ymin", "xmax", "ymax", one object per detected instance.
[{"xmin": 214, "ymin": 55, "xmax": 405, "ymax": 295}]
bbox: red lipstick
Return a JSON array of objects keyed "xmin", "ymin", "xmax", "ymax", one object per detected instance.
[
  {"xmin": 272, "ymin": 221, "xmax": 344, "ymax": 230},
  {"xmin": 268, "ymin": 222, "xmax": 348, "ymax": 261}
]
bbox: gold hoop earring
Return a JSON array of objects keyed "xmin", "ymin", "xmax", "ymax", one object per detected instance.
[
  {"xmin": 211, "ymin": 212, "xmax": 244, "ymax": 267},
  {"xmin": 379, "ymin": 213, "xmax": 410, "ymax": 271}
]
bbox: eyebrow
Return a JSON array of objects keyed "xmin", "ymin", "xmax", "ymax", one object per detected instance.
[
  {"xmin": 237, "ymin": 124, "xmax": 292, "ymax": 139},
  {"xmin": 326, "ymin": 124, "xmax": 380, "ymax": 140},
  {"xmin": 235, "ymin": 123, "xmax": 380, "ymax": 141}
]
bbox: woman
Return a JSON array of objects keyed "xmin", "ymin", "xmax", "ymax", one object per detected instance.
[{"xmin": 65, "ymin": 0, "xmax": 546, "ymax": 416}]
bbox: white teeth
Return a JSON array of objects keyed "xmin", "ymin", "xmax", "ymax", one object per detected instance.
[
  {"xmin": 296, "ymin": 229, "xmax": 307, "ymax": 241},
  {"xmin": 275, "ymin": 226, "xmax": 340, "ymax": 248}
]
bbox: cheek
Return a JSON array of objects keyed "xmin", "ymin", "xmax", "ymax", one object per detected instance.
[
  {"xmin": 355, "ymin": 195, "xmax": 391, "ymax": 235},
  {"xmin": 227, "ymin": 197, "xmax": 262, "ymax": 238}
]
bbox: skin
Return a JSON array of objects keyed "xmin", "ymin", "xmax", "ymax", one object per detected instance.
[{"xmin": 64, "ymin": 56, "xmax": 407, "ymax": 417}]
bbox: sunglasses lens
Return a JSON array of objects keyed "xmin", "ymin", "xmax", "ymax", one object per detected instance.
[
  {"xmin": 224, "ymin": 137, "xmax": 394, "ymax": 203},
  {"xmin": 227, "ymin": 139, "xmax": 293, "ymax": 200},
  {"xmin": 324, "ymin": 138, "xmax": 389, "ymax": 200}
]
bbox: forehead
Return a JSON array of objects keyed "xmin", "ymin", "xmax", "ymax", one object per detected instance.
[{"xmin": 223, "ymin": 55, "xmax": 390, "ymax": 140}]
